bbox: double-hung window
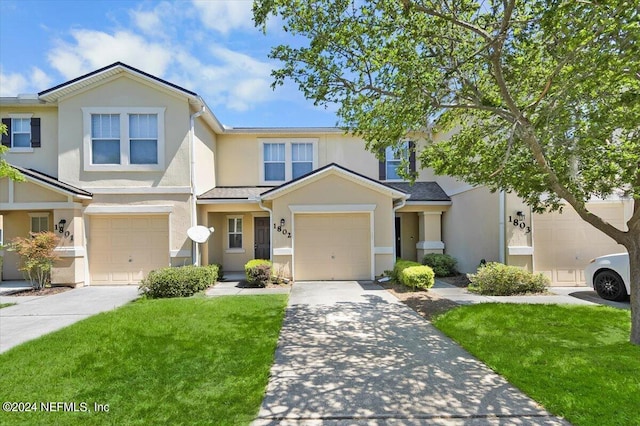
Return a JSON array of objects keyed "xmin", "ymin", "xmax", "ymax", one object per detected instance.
[
  {"xmin": 1, "ymin": 114, "xmax": 41, "ymax": 151},
  {"xmin": 260, "ymin": 139, "xmax": 318, "ymax": 184},
  {"xmin": 29, "ymin": 213, "xmax": 49, "ymax": 233},
  {"xmin": 380, "ymin": 141, "xmax": 415, "ymax": 181},
  {"xmin": 83, "ymin": 107, "xmax": 164, "ymax": 171},
  {"xmin": 227, "ymin": 217, "xmax": 243, "ymax": 251}
]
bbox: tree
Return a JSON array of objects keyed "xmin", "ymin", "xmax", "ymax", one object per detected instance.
[
  {"xmin": 0, "ymin": 123, "xmax": 24, "ymax": 181},
  {"xmin": 254, "ymin": 0, "xmax": 640, "ymax": 343},
  {"xmin": 10, "ymin": 232, "xmax": 60, "ymax": 290}
]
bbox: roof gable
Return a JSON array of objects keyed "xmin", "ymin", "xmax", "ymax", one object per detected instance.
[{"xmin": 259, "ymin": 163, "xmax": 407, "ymax": 201}]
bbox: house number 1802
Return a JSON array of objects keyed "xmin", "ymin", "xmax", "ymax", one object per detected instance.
[
  {"xmin": 273, "ymin": 224, "xmax": 292, "ymax": 238},
  {"xmin": 508, "ymin": 216, "xmax": 531, "ymax": 234}
]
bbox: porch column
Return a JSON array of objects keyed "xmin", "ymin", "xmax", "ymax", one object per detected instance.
[
  {"xmin": 51, "ymin": 208, "xmax": 86, "ymax": 287},
  {"xmin": 416, "ymin": 211, "xmax": 444, "ymax": 260}
]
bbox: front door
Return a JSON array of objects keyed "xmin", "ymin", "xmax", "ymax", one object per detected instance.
[
  {"xmin": 395, "ymin": 217, "xmax": 402, "ymax": 259},
  {"xmin": 254, "ymin": 217, "xmax": 270, "ymax": 259}
]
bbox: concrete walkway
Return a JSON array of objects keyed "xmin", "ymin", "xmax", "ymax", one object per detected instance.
[
  {"xmin": 0, "ymin": 286, "xmax": 140, "ymax": 353},
  {"xmin": 205, "ymin": 272, "xmax": 291, "ymax": 297},
  {"xmin": 254, "ymin": 281, "xmax": 570, "ymax": 425}
]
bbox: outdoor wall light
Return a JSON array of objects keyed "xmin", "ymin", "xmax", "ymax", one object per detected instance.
[
  {"xmin": 516, "ymin": 211, "xmax": 526, "ymax": 221},
  {"xmin": 58, "ymin": 219, "xmax": 67, "ymax": 233},
  {"xmin": 280, "ymin": 218, "xmax": 286, "ymax": 227}
]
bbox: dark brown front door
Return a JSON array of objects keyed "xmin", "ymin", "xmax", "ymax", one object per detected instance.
[
  {"xmin": 254, "ymin": 217, "xmax": 270, "ymax": 260},
  {"xmin": 395, "ymin": 217, "xmax": 402, "ymax": 259}
]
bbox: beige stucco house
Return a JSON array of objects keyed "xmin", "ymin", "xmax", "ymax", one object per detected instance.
[{"xmin": 0, "ymin": 63, "xmax": 632, "ymax": 286}]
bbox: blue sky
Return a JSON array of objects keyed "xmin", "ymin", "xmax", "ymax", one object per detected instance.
[{"xmin": 0, "ymin": 0, "xmax": 338, "ymax": 128}]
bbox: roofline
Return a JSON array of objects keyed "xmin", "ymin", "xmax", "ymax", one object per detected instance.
[
  {"xmin": 11, "ymin": 165, "xmax": 93, "ymax": 199},
  {"xmin": 222, "ymin": 126, "xmax": 347, "ymax": 135},
  {"xmin": 405, "ymin": 200, "xmax": 453, "ymax": 206},
  {"xmin": 39, "ymin": 62, "xmax": 198, "ymax": 97},
  {"xmin": 259, "ymin": 163, "xmax": 407, "ymax": 200}
]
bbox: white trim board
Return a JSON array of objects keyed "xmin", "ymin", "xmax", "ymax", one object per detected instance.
[{"xmin": 84, "ymin": 205, "xmax": 173, "ymax": 215}]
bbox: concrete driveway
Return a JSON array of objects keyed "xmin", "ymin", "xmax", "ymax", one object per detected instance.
[
  {"xmin": 254, "ymin": 281, "xmax": 569, "ymax": 425},
  {"xmin": 0, "ymin": 286, "xmax": 140, "ymax": 353}
]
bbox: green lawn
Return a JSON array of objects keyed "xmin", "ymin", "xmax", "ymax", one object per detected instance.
[
  {"xmin": 433, "ymin": 304, "xmax": 640, "ymax": 426},
  {"xmin": 0, "ymin": 302, "xmax": 16, "ymax": 309},
  {"xmin": 0, "ymin": 295, "xmax": 287, "ymax": 425}
]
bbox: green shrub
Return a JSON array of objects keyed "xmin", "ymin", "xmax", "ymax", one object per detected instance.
[
  {"xmin": 245, "ymin": 259, "xmax": 272, "ymax": 287},
  {"xmin": 401, "ymin": 265, "xmax": 435, "ymax": 290},
  {"xmin": 139, "ymin": 265, "xmax": 219, "ymax": 298},
  {"xmin": 468, "ymin": 262, "xmax": 549, "ymax": 296},
  {"xmin": 393, "ymin": 259, "xmax": 435, "ymax": 290},
  {"xmin": 422, "ymin": 253, "xmax": 457, "ymax": 277}
]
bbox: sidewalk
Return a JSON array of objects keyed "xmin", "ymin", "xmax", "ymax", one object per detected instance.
[{"xmin": 0, "ymin": 286, "xmax": 140, "ymax": 353}]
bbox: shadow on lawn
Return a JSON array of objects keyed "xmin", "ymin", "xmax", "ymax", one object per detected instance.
[{"xmin": 255, "ymin": 288, "xmax": 562, "ymax": 424}]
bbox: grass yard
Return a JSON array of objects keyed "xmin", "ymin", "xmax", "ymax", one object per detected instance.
[
  {"xmin": 433, "ymin": 303, "xmax": 640, "ymax": 426},
  {"xmin": 0, "ymin": 302, "xmax": 16, "ymax": 309},
  {"xmin": 0, "ymin": 295, "xmax": 287, "ymax": 425}
]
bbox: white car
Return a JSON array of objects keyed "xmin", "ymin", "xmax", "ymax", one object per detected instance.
[{"xmin": 585, "ymin": 253, "xmax": 630, "ymax": 301}]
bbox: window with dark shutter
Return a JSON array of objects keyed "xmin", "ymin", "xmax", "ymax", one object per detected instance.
[
  {"xmin": 30, "ymin": 118, "xmax": 41, "ymax": 148},
  {"xmin": 409, "ymin": 140, "xmax": 416, "ymax": 173},
  {"xmin": 1, "ymin": 118, "xmax": 10, "ymax": 147}
]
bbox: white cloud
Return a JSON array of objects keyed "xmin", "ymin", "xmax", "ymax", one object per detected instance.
[
  {"xmin": 47, "ymin": 29, "xmax": 173, "ymax": 79},
  {"xmin": 192, "ymin": 0, "xmax": 254, "ymax": 34},
  {"xmin": 0, "ymin": 67, "xmax": 53, "ymax": 95}
]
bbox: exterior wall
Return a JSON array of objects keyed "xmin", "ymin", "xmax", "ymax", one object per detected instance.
[
  {"xmin": 0, "ymin": 105, "xmax": 59, "ymax": 177},
  {"xmin": 0, "ymin": 179, "xmax": 8, "ymax": 203},
  {"xmin": 194, "ymin": 118, "xmax": 216, "ymax": 195},
  {"xmin": 504, "ymin": 192, "xmax": 534, "ymax": 271},
  {"xmin": 269, "ymin": 173, "xmax": 395, "ymax": 278},
  {"xmin": 1, "ymin": 211, "xmax": 44, "ymax": 280},
  {"xmin": 85, "ymin": 193, "xmax": 192, "ymax": 266},
  {"xmin": 13, "ymin": 182, "xmax": 68, "ymax": 203},
  {"xmin": 57, "ymin": 75, "xmax": 192, "ymax": 188},
  {"xmin": 442, "ymin": 187, "xmax": 500, "ymax": 274}
]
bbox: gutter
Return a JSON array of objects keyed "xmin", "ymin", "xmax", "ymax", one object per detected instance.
[
  {"xmin": 190, "ymin": 105, "xmax": 205, "ymax": 265},
  {"xmin": 499, "ymin": 190, "xmax": 506, "ymax": 263}
]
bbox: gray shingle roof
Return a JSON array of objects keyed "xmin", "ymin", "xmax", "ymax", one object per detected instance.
[
  {"xmin": 12, "ymin": 165, "xmax": 93, "ymax": 198},
  {"xmin": 384, "ymin": 182, "xmax": 450, "ymax": 202},
  {"xmin": 198, "ymin": 186, "xmax": 275, "ymax": 200}
]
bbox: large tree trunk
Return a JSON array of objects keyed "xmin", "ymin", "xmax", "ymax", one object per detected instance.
[{"xmin": 628, "ymin": 241, "xmax": 640, "ymax": 345}]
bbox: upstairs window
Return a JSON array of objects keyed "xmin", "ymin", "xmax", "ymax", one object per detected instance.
[
  {"xmin": 260, "ymin": 139, "xmax": 318, "ymax": 184},
  {"xmin": 379, "ymin": 141, "xmax": 416, "ymax": 181},
  {"xmin": 1, "ymin": 115, "xmax": 41, "ymax": 150},
  {"xmin": 83, "ymin": 107, "xmax": 164, "ymax": 171}
]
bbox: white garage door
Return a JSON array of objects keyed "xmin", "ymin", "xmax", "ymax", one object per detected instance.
[
  {"xmin": 533, "ymin": 204, "xmax": 626, "ymax": 285},
  {"xmin": 89, "ymin": 215, "xmax": 169, "ymax": 285},
  {"xmin": 294, "ymin": 213, "xmax": 371, "ymax": 281}
]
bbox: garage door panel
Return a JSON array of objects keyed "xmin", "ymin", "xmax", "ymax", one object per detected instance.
[
  {"xmin": 89, "ymin": 215, "xmax": 169, "ymax": 285},
  {"xmin": 294, "ymin": 213, "xmax": 371, "ymax": 281}
]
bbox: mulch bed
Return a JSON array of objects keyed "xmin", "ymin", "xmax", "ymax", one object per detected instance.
[
  {"xmin": 7, "ymin": 286, "xmax": 73, "ymax": 297},
  {"xmin": 379, "ymin": 280, "xmax": 460, "ymax": 321},
  {"xmin": 438, "ymin": 274, "xmax": 471, "ymax": 288}
]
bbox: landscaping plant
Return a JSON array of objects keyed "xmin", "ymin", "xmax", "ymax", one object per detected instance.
[
  {"xmin": 245, "ymin": 259, "xmax": 273, "ymax": 287},
  {"xmin": 393, "ymin": 259, "xmax": 435, "ymax": 290},
  {"xmin": 139, "ymin": 264, "xmax": 219, "ymax": 298},
  {"xmin": 10, "ymin": 232, "xmax": 59, "ymax": 290},
  {"xmin": 468, "ymin": 262, "xmax": 549, "ymax": 296},
  {"xmin": 422, "ymin": 253, "xmax": 457, "ymax": 277}
]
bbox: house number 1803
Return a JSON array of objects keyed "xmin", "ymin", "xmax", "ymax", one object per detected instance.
[
  {"xmin": 508, "ymin": 216, "xmax": 531, "ymax": 234},
  {"xmin": 273, "ymin": 224, "xmax": 292, "ymax": 238}
]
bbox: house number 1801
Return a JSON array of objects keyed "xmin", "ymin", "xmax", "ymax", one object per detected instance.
[
  {"xmin": 508, "ymin": 216, "xmax": 531, "ymax": 234},
  {"xmin": 273, "ymin": 224, "xmax": 292, "ymax": 238}
]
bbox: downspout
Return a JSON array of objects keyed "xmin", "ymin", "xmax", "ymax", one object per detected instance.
[
  {"xmin": 190, "ymin": 105, "xmax": 205, "ymax": 265},
  {"xmin": 499, "ymin": 190, "xmax": 506, "ymax": 263},
  {"xmin": 257, "ymin": 196, "xmax": 273, "ymax": 261},
  {"xmin": 392, "ymin": 195, "xmax": 409, "ymax": 261}
]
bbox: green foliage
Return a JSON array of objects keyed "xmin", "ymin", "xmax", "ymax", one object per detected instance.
[
  {"xmin": 245, "ymin": 259, "xmax": 273, "ymax": 287},
  {"xmin": 0, "ymin": 295, "xmax": 288, "ymax": 425},
  {"xmin": 0, "ymin": 123, "xmax": 24, "ymax": 181},
  {"xmin": 468, "ymin": 262, "xmax": 549, "ymax": 296},
  {"xmin": 433, "ymin": 304, "xmax": 639, "ymax": 426},
  {"xmin": 139, "ymin": 265, "xmax": 219, "ymax": 298},
  {"xmin": 10, "ymin": 232, "xmax": 59, "ymax": 290},
  {"xmin": 393, "ymin": 259, "xmax": 435, "ymax": 290},
  {"xmin": 422, "ymin": 253, "xmax": 457, "ymax": 277}
]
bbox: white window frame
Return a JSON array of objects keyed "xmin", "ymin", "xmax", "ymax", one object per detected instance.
[
  {"xmin": 8, "ymin": 113, "xmax": 34, "ymax": 153},
  {"xmin": 82, "ymin": 107, "xmax": 165, "ymax": 172},
  {"xmin": 28, "ymin": 212, "xmax": 49, "ymax": 233},
  {"xmin": 384, "ymin": 140, "xmax": 410, "ymax": 182},
  {"xmin": 226, "ymin": 215, "xmax": 245, "ymax": 253},
  {"xmin": 259, "ymin": 138, "xmax": 319, "ymax": 185}
]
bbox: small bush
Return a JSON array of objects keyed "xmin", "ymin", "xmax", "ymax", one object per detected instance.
[
  {"xmin": 393, "ymin": 259, "xmax": 435, "ymax": 290},
  {"xmin": 422, "ymin": 253, "xmax": 457, "ymax": 277},
  {"xmin": 468, "ymin": 262, "xmax": 549, "ymax": 296},
  {"xmin": 401, "ymin": 265, "xmax": 435, "ymax": 290},
  {"xmin": 10, "ymin": 232, "xmax": 60, "ymax": 290},
  {"xmin": 245, "ymin": 259, "xmax": 272, "ymax": 287},
  {"xmin": 140, "ymin": 265, "xmax": 218, "ymax": 298}
]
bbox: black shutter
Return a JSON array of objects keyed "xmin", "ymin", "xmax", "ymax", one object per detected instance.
[
  {"xmin": 30, "ymin": 118, "xmax": 41, "ymax": 148},
  {"xmin": 379, "ymin": 157, "xmax": 386, "ymax": 180},
  {"xmin": 1, "ymin": 118, "xmax": 10, "ymax": 147},
  {"xmin": 408, "ymin": 141, "xmax": 416, "ymax": 173}
]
